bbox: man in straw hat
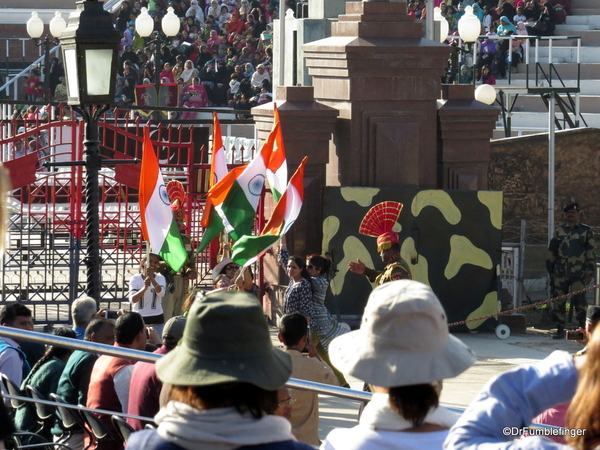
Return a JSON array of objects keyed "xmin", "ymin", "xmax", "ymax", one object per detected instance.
[
  {"xmin": 321, "ymin": 280, "xmax": 476, "ymax": 449},
  {"xmin": 126, "ymin": 291, "xmax": 314, "ymax": 450}
]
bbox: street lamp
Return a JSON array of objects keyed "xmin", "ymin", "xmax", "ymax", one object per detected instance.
[
  {"xmin": 456, "ymin": 5, "xmax": 482, "ymax": 84},
  {"xmin": 433, "ymin": 7, "xmax": 449, "ymax": 44},
  {"xmin": 475, "ymin": 84, "xmax": 497, "ymax": 105},
  {"xmin": 135, "ymin": 7, "xmax": 180, "ymax": 108},
  {"xmin": 60, "ymin": 0, "xmax": 120, "ymax": 302},
  {"xmin": 26, "ymin": 11, "xmax": 67, "ymax": 101}
]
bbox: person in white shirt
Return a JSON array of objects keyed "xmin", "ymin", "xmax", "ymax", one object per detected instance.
[
  {"xmin": 128, "ymin": 253, "xmax": 166, "ymax": 336},
  {"xmin": 250, "ymin": 64, "xmax": 271, "ymax": 90}
]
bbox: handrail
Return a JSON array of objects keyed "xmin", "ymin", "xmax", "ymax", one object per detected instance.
[
  {"xmin": 3, "ymin": 393, "xmax": 151, "ymax": 423},
  {"xmin": 0, "ymin": 326, "xmax": 372, "ymax": 402},
  {"xmin": 0, "ymin": 325, "xmax": 571, "ymax": 436},
  {"xmin": 0, "ymin": 45, "xmax": 61, "ymax": 101}
]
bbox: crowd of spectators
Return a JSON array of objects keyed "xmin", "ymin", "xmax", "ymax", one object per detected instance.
[
  {"xmin": 110, "ymin": 0, "xmax": 277, "ymax": 114},
  {"xmin": 413, "ymin": 0, "xmax": 564, "ymax": 83}
]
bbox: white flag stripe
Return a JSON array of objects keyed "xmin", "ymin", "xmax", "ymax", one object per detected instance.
[{"xmin": 145, "ymin": 179, "xmax": 173, "ymax": 250}]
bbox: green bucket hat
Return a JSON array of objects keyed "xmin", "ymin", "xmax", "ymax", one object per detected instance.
[{"xmin": 156, "ymin": 291, "xmax": 292, "ymax": 391}]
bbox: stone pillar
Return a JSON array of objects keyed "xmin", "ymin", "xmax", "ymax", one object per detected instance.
[
  {"xmin": 437, "ymin": 84, "xmax": 500, "ymax": 190},
  {"xmin": 252, "ymin": 86, "xmax": 338, "ymax": 320},
  {"xmin": 303, "ymin": 1, "xmax": 452, "ymax": 189}
]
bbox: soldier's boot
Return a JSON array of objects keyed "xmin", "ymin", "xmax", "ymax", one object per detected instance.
[{"xmin": 552, "ymin": 325, "xmax": 565, "ymax": 340}]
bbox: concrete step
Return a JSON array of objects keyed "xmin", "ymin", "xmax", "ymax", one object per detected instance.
[
  {"xmin": 555, "ymin": 29, "xmax": 600, "ymax": 46},
  {"xmin": 527, "ymin": 46, "xmax": 600, "ymax": 63},
  {"xmin": 496, "ymin": 78, "xmax": 600, "ymax": 94},
  {"xmin": 571, "ymin": 0, "xmax": 599, "ymax": 9},
  {"xmin": 510, "ymin": 63, "xmax": 600, "ymax": 79},
  {"xmin": 571, "ymin": 9, "xmax": 600, "ymax": 16},
  {"xmin": 511, "ymin": 94, "xmax": 599, "ymax": 113},
  {"xmin": 565, "ymin": 15, "xmax": 600, "ymax": 27},
  {"xmin": 556, "ymin": 24, "xmax": 595, "ymax": 31},
  {"xmin": 503, "ymin": 111, "xmax": 596, "ymax": 128}
]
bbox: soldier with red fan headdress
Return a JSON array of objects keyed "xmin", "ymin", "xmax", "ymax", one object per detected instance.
[
  {"xmin": 348, "ymin": 202, "xmax": 412, "ymax": 285},
  {"xmin": 161, "ymin": 181, "xmax": 198, "ymax": 321}
]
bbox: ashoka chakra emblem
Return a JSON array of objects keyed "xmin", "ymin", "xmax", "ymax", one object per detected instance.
[{"xmin": 247, "ymin": 174, "xmax": 265, "ymax": 196}]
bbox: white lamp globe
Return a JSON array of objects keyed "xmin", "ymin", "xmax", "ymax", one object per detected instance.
[
  {"xmin": 162, "ymin": 7, "xmax": 181, "ymax": 37},
  {"xmin": 458, "ymin": 5, "xmax": 481, "ymax": 43},
  {"xmin": 433, "ymin": 7, "xmax": 450, "ymax": 44},
  {"xmin": 136, "ymin": 8, "xmax": 154, "ymax": 38},
  {"xmin": 27, "ymin": 12, "xmax": 44, "ymax": 39},
  {"xmin": 475, "ymin": 84, "xmax": 497, "ymax": 105},
  {"xmin": 49, "ymin": 11, "xmax": 67, "ymax": 38}
]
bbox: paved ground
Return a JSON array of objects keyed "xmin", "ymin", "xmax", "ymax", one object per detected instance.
[{"xmin": 269, "ymin": 327, "xmax": 583, "ymax": 442}]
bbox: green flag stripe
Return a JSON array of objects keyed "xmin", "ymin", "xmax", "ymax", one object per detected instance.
[
  {"xmin": 231, "ymin": 234, "xmax": 279, "ymax": 266},
  {"xmin": 159, "ymin": 219, "xmax": 188, "ymax": 273},
  {"xmin": 216, "ymin": 180, "xmax": 258, "ymax": 241},
  {"xmin": 197, "ymin": 208, "xmax": 224, "ymax": 254}
]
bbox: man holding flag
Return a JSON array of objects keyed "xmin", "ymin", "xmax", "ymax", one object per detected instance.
[{"xmin": 138, "ymin": 128, "xmax": 188, "ymax": 302}]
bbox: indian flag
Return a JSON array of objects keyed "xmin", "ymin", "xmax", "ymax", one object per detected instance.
[
  {"xmin": 211, "ymin": 111, "xmax": 228, "ymax": 187},
  {"xmin": 197, "ymin": 113, "xmax": 288, "ymax": 253},
  {"xmin": 265, "ymin": 105, "xmax": 287, "ymax": 202},
  {"xmin": 231, "ymin": 157, "xmax": 307, "ymax": 266},
  {"xmin": 139, "ymin": 128, "xmax": 187, "ymax": 272}
]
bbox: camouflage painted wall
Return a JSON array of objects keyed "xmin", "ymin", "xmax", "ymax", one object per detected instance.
[
  {"xmin": 322, "ymin": 187, "xmax": 503, "ymax": 330},
  {"xmin": 489, "ymin": 128, "xmax": 600, "ymax": 241}
]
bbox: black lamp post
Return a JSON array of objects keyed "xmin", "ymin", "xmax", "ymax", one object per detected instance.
[
  {"xmin": 26, "ymin": 12, "xmax": 67, "ymax": 102},
  {"xmin": 59, "ymin": 0, "xmax": 120, "ymax": 302}
]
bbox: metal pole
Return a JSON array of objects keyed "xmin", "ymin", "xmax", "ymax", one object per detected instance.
[
  {"xmin": 518, "ymin": 219, "xmax": 526, "ymax": 309},
  {"xmin": 276, "ymin": 0, "xmax": 286, "ymax": 96},
  {"xmin": 426, "ymin": 0, "xmax": 434, "ymax": 41},
  {"xmin": 153, "ymin": 36, "xmax": 162, "ymax": 112},
  {"xmin": 43, "ymin": 38, "xmax": 51, "ymax": 103},
  {"xmin": 548, "ymin": 91, "xmax": 555, "ymax": 246},
  {"xmin": 82, "ymin": 106, "xmax": 104, "ymax": 303}
]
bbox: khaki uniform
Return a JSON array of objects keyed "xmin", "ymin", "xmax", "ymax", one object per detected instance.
[
  {"xmin": 162, "ymin": 234, "xmax": 196, "ymax": 321},
  {"xmin": 363, "ymin": 255, "xmax": 412, "ymax": 285}
]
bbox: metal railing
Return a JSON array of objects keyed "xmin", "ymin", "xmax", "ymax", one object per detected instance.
[
  {"xmin": 0, "ymin": 324, "xmax": 569, "ymax": 445},
  {"xmin": 0, "ymin": 324, "xmax": 372, "ymax": 402}
]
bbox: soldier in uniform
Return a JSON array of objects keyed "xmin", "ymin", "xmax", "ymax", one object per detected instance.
[
  {"xmin": 348, "ymin": 202, "xmax": 412, "ymax": 285},
  {"xmin": 546, "ymin": 202, "xmax": 595, "ymax": 339}
]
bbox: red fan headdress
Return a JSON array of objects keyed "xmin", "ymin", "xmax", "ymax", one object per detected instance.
[
  {"xmin": 359, "ymin": 202, "xmax": 404, "ymax": 252},
  {"xmin": 167, "ymin": 181, "xmax": 186, "ymax": 220}
]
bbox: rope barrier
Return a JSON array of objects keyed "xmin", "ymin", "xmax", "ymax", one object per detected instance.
[{"xmin": 448, "ymin": 284, "xmax": 600, "ymax": 327}]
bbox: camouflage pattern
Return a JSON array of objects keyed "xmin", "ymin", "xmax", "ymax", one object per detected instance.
[
  {"xmin": 546, "ymin": 223, "xmax": 595, "ymax": 327},
  {"xmin": 363, "ymin": 255, "xmax": 412, "ymax": 285}
]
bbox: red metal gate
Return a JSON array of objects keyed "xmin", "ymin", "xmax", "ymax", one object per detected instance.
[{"xmin": 0, "ymin": 111, "xmax": 256, "ymax": 324}]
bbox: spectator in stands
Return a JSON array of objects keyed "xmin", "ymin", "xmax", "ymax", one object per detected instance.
[
  {"xmin": 321, "ymin": 280, "xmax": 476, "ymax": 450},
  {"xmin": 186, "ymin": 0, "xmax": 205, "ymax": 24},
  {"xmin": 14, "ymin": 327, "xmax": 77, "ymax": 438},
  {"xmin": 514, "ymin": 6, "xmax": 527, "ymax": 23},
  {"xmin": 12, "ymin": 138, "xmax": 26, "ymax": 159},
  {"xmin": 180, "ymin": 60, "xmax": 199, "ymax": 87},
  {"xmin": 479, "ymin": 64, "xmax": 496, "ymax": 84},
  {"xmin": 86, "ymin": 312, "xmax": 146, "ymax": 450},
  {"xmin": 71, "ymin": 295, "xmax": 101, "ymax": 340},
  {"xmin": 51, "ymin": 318, "xmax": 115, "ymax": 450},
  {"xmin": 127, "ymin": 316, "xmax": 187, "ymax": 431},
  {"xmin": 126, "ymin": 291, "xmax": 313, "ymax": 450},
  {"xmin": 278, "ymin": 313, "xmax": 338, "ymax": 445},
  {"xmin": 274, "ymin": 388, "xmax": 293, "ymax": 421},
  {"xmin": 0, "ymin": 303, "xmax": 34, "ymax": 389},
  {"xmin": 25, "ymin": 69, "xmax": 41, "ymax": 102},
  {"xmin": 457, "ymin": 64, "xmax": 473, "ymax": 84},
  {"xmin": 250, "ymin": 63, "xmax": 270, "ymax": 90},
  {"xmin": 54, "ymin": 77, "xmax": 68, "ymax": 102}
]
